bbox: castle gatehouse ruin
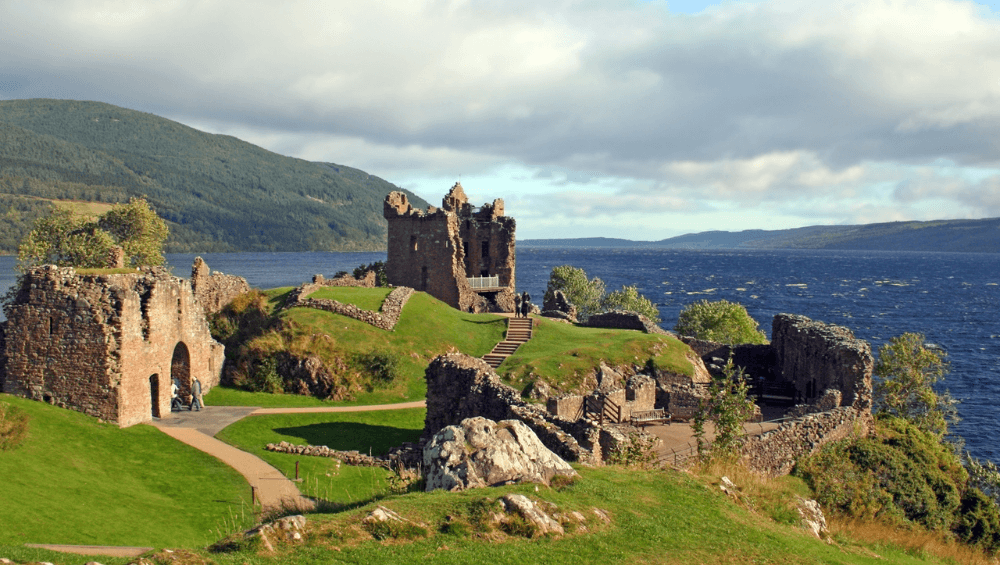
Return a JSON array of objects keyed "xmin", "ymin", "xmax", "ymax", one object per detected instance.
[
  {"xmin": 384, "ymin": 183, "xmax": 516, "ymax": 313},
  {"xmin": 0, "ymin": 262, "xmax": 231, "ymax": 427}
]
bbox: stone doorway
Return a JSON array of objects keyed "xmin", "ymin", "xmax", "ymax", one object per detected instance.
[
  {"xmin": 171, "ymin": 342, "xmax": 192, "ymax": 401},
  {"xmin": 150, "ymin": 373, "xmax": 160, "ymax": 418}
]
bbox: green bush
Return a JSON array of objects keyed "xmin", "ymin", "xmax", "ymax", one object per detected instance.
[
  {"xmin": 794, "ymin": 416, "xmax": 1000, "ymax": 551},
  {"xmin": 353, "ymin": 261, "xmax": 387, "ymax": 286},
  {"xmin": 545, "ymin": 265, "xmax": 660, "ymax": 322},
  {"xmin": 874, "ymin": 332, "xmax": 954, "ymax": 437},
  {"xmin": 358, "ymin": 348, "xmax": 401, "ymax": 389},
  {"xmin": 602, "ymin": 284, "xmax": 661, "ymax": 323},
  {"xmin": 0, "ymin": 401, "xmax": 29, "ymax": 451},
  {"xmin": 692, "ymin": 357, "xmax": 757, "ymax": 457},
  {"xmin": 674, "ymin": 299, "xmax": 767, "ymax": 344}
]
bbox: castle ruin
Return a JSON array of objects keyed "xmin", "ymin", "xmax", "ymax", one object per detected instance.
[
  {"xmin": 0, "ymin": 262, "xmax": 237, "ymax": 427},
  {"xmin": 383, "ymin": 183, "xmax": 516, "ymax": 313}
]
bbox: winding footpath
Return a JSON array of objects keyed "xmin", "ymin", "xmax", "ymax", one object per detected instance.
[{"xmin": 150, "ymin": 401, "xmax": 427, "ymax": 512}]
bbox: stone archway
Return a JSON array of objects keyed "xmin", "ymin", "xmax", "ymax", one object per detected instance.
[
  {"xmin": 171, "ymin": 342, "xmax": 192, "ymax": 402},
  {"xmin": 150, "ymin": 373, "xmax": 160, "ymax": 418}
]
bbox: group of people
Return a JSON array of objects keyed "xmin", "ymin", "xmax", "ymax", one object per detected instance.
[
  {"xmin": 170, "ymin": 377, "xmax": 204, "ymax": 412},
  {"xmin": 513, "ymin": 291, "xmax": 532, "ymax": 318}
]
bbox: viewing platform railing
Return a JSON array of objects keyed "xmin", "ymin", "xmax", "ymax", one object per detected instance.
[{"xmin": 467, "ymin": 275, "xmax": 500, "ymax": 289}]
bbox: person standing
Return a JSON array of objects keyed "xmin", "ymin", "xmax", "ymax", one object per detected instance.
[
  {"xmin": 190, "ymin": 377, "xmax": 203, "ymax": 412},
  {"xmin": 521, "ymin": 291, "xmax": 531, "ymax": 317},
  {"xmin": 513, "ymin": 293, "xmax": 522, "ymax": 317},
  {"xmin": 171, "ymin": 379, "xmax": 183, "ymax": 412}
]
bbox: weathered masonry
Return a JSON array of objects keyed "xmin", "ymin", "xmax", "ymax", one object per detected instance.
[
  {"xmin": 1, "ymin": 264, "xmax": 226, "ymax": 427},
  {"xmin": 384, "ymin": 182, "xmax": 517, "ymax": 313}
]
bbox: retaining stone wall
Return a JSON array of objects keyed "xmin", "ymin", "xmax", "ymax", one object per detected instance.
[{"xmin": 740, "ymin": 406, "xmax": 871, "ymax": 477}]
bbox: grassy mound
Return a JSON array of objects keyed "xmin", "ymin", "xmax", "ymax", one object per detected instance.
[
  {"xmin": 0, "ymin": 394, "xmax": 253, "ymax": 548},
  {"xmin": 212, "ymin": 289, "xmax": 507, "ymax": 405},
  {"xmin": 497, "ymin": 317, "xmax": 694, "ymax": 394}
]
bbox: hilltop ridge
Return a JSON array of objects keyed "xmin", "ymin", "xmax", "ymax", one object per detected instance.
[
  {"xmin": 0, "ymin": 98, "xmax": 428, "ymax": 253},
  {"xmin": 522, "ymin": 217, "xmax": 1000, "ymax": 253}
]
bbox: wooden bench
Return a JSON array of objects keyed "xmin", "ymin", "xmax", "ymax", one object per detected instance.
[{"xmin": 630, "ymin": 409, "xmax": 671, "ymax": 426}]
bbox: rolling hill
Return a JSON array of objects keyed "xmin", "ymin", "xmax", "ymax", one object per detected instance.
[
  {"xmin": 522, "ymin": 217, "xmax": 1000, "ymax": 253},
  {"xmin": 0, "ymin": 99, "xmax": 428, "ymax": 253}
]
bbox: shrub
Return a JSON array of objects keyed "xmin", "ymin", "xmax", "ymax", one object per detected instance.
[
  {"xmin": 545, "ymin": 265, "xmax": 659, "ymax": 322},
  {"xmin": 0, "ymin": 401, "xmax": 29, "ymax": 451},
  {"xmin": 602, "ymin": 284, "xmax": 661, "ymax": 323},
  {"xmin": 674, "ymin": 299, "xmax": 767, "ymax": 345},
  {"xmin": 358, "ymin": 348, "xmax": 400, "ymax": 389},
  {"xmin": 353, "ymin": 261, "xmax": 387, "ymax": 286},
  {"xmin": 794, "ymin": 416, "xmax": 1000, "ymax": 551},
  {"xmin": 874, "ymin": 332, "xmax": 954, "ymax": 437},
  {"xmin": 693, "ymin": 357, "xmax": 757, "ymax": 457}
]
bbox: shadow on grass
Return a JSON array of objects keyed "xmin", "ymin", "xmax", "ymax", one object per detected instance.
[{"xmin": 274, "ymin": 422, "xmax": 421, "ymax": 455}]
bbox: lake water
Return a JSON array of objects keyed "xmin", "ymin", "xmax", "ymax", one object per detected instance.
[{"xmin": 1, "ymin": 248, "xmax": 997, "ymax": 462}]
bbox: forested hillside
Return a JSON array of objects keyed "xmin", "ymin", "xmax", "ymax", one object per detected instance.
[{"xmin": 0, "ymin": 99, "xmax": 428, "ymax": 253}]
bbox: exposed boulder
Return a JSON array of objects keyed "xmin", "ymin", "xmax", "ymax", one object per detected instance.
[
  {"xmin": 501, "ymin": 494, "xmax": 565, "ymax": 536},
  {"xmin": 423, "ymin": 417, "xmax": 577, "ymax": 492}
]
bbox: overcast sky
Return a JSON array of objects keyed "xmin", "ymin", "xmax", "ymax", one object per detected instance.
[{"xmin": 3, "ymin": 0, "xmax": 1000, "ymax": 240}]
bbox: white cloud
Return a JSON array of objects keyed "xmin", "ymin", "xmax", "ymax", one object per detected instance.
[{"xmin": 3, "ymin": 0, "xmax": 1000, "ymax": 237}]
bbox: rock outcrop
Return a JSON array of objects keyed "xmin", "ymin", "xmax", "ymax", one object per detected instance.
[
  {"xmin": 423, "ymin": 417, "xmax": 577, "ymax": 491},
  {"xmin": 542, "ymin": 290, "xmax": 578, "ymax": 322}
]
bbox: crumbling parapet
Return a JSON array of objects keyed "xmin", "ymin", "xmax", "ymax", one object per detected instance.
[
  {"xmin": 384, "ymin": 183, "xmax": 516, "ymax": 313},
  {"xmin": 3, "ymin": 265, "xmax": 225, "ymax": 427}
]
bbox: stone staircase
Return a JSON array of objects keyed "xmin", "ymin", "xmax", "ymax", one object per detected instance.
[{"xmin": 483, "ymin": 317, "xmax": 533, "ymax": 368}]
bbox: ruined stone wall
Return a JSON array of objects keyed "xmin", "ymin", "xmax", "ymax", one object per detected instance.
[
  {"xmin": 384, "ymin": 184, "xmax": 516, "ymax": 313},
  {"xmin": 312, "ymin": 271, "xmax": 376, "ymax": 288},
  {"xmin": 425, "ymin": 353, "xmax": 613, "ymax": 464},
  {"xmin": 191, "ymin": 257, "xmax": 251, "ymax": 315},
  {"xmin": 288, "ymin": 286, "xmax": 414, "ymax": 331},
  {"xmin": 771, "ymin": 314, "xmax": 873, "ymax": 409},
  {"xmin": 3, "ymin": 266, "xmax": 224, "ymax": 427},
  {"xmin": 739, "ymin": 406, "xmax": 872, "ymax": 477},
  {"xmin": 584, "ymin": 310, "xmax": 670, "ymax": 335}
]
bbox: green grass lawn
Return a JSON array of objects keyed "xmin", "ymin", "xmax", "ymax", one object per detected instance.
[
  {"xmin": 307, "ymin": 287, "xmax": 393, "ymax": 311},
  {"xmin": 498, "ymin": 317, "xmax": 695, "ymax": 393},
  {"xmin": 215, "ymin": 408, "xmax": 425, "ymax": 506},
  {"xmin": 0, "ymin": 395, "xmax": 254, "ymax": 548}
]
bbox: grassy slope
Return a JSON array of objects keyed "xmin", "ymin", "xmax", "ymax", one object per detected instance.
[
  {"xmin": 0, "ymin": 395, "xmax": 253, "ymax": 548},
  {"xmin": 215, "ymin": 409, "xmax": 425, "ymax": 506},
  {"xmin": 497, "ymin": 317, "xmax": 694, "ymax": 393},
  {"xmin": 202, "ymin": 463, "xmax": 939, "ymax": 565}
]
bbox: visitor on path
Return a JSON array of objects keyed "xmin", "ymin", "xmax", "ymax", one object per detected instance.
[
  {"xmin": 190, "ymin": 377, "xmax": 203, "ymax": 412},
  {"xmin": 521, "ymin": 291, "xmax": 531, "ymax": 317},
  {"xmin": 513, "ymin": 293, "xmax": 522, "ymax": 317},
  {"xmin": 171, "ymin": 379, "xmax": 184, "ymax": 412}
]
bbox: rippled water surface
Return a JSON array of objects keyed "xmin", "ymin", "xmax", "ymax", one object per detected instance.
[{"xmin": 1, "ymin": 248, "xmax": 996, "ymax": 461}]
